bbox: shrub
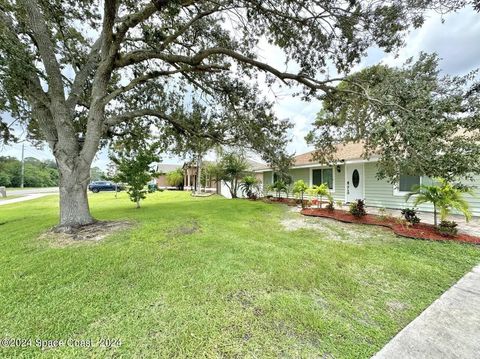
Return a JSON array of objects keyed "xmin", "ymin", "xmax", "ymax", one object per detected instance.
[
  {"xmin": 336, "ymin": 200, "xmax": 343, "ymax": 208},
  {"xmin": 438, "ymin": 220, "xmax": 458, "ymax": 236},
  {"xmin": 166, "ymin": 169, "xmax": 184, "ymax": 189},
  {"xmin": 326, "ymin": 199, "xmax": 335, "ymax": 211},
  {"xmin": 401, "ymin": 208, "xmax": 420, "ymax": 225},
  {"xmin": 148, "ymin": 183, "xmax": 158, "ymax": 193},
  {"xmin": 239, "ymin": 175, "xmax": 260, "ymax": 199},
  {"xmin": 349, "ymin": 199, "xmax": 366, "ymax": 217}
]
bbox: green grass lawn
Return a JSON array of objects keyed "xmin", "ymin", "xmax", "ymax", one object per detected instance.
[{"xmin": 0, "ymin": 192, "xmax": 479, "ymax": 358}]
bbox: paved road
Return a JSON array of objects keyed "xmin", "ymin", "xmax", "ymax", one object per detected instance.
[
  {"xmin": 0, "ymin": 193, "xmax": 57, "ymax": 206},
  {"xmin": 373, "ymin": 265, "xmax": 480, "ymax": 359},
  {"xmin": 5, "ymin": 187, "xmax": 59, "ymax": 195}
]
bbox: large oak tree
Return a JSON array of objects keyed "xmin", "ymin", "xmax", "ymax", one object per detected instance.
[
  {"xmin": 0, "ymin": 0, "xmax": 468, "ymax": 229},
  {"xmin": 306, "ymin": 53, "xmax": 480, "ymax": 183}
]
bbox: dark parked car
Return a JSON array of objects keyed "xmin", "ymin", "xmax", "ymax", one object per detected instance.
[{"xmin": 88, "ymin": 181, "xmax": 123, "ymax": 193}]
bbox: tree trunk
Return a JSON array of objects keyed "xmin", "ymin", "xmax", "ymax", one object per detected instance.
[
  {"xmin": 230, "ymin": 179, "xmax": 237, "ymax": 198},
  {"xmin": 58, "ymin": 166, "xmax": 94, "ymax": 231},
  {"xmin": 195, "ymin": 155, "xmax": 202, "ymax": 195}
]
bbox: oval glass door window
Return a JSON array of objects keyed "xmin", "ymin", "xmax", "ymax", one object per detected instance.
[{"xmin": 352, "ymin": 169, "xmax": 360, "ymax": 188}]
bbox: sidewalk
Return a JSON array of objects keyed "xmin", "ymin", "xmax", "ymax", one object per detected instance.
[{"xmin": 373, "ymin": 265, "xmax": 480, "ymax": 359}]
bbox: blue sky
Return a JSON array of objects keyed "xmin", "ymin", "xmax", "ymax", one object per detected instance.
[{"xmin": 1, "ymin": 7, "xmax": 479, "ymax": 170}]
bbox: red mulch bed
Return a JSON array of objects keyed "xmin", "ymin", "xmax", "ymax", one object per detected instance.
[
  {"xmin": 263, "ymin": 197, "xmax": 299, "ymax": 206},
  {"xmin": 301, "ymin": 208, "xmax": 480, "ymax": 245}
]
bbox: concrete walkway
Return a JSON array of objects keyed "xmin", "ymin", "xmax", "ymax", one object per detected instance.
[
  {"xmin": 0, "ymin": 193, "xmax": 55, "ymax": 206},
  {"xmin": 373, "ymin": 265, "xmax": 480, "ymax": 359}
]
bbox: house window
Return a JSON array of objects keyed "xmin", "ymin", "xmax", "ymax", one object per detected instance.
[
  {"xmin": 312, "ymin": 168, "xmax": 334, "ymax": 190},
  {"xmin": 399, "ymin": 175, "xmax": 420, "ymax": 192}
]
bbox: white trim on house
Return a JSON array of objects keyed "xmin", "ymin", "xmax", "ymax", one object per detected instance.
[
  {"xmin": 308, "ymin": 165, "xmax": 336, "ymax": 193},
  {"xmin": 253, "ymin": 157, "xmax": 379, "ymax": 173},
  {"xmin": 362, "ymin": 162, "xmax": 366, "ymax": 200}
]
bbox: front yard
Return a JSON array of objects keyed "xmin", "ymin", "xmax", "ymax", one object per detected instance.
[{"xmin": 0, "ymin": 191, "xmax": 479, "ymax": 358}]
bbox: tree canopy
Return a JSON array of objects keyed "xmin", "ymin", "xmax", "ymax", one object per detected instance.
[
  {"xmin": 0, "ymin": 0, "xmax": 474, "ymax": 227},
  {"xmin": 306, "ymin": 53, "xmax": 480, "ymax": 182}
]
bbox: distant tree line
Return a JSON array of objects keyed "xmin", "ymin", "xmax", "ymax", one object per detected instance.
[
  {"xmin": 0, "ymin": 156, "xmax": 58, "ymax": 187},
  {"xmin": 0, "ymin": 156, "xmax": 105, "ymax": 187}
]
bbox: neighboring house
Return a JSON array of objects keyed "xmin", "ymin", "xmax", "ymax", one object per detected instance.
[
  {"xmin": 254, "ymin": 142, "xmax": 480, "ymax": 216},
  {"xmin": 156, "ymin": 163, "xmax": 183, "ymax": 189},
  {"xmin": 183, "ymin": 160, "xmax": 217, "ymax": 192},
  {"xmin": 156, "ymin": 158, "xmax": 266, "ymax": 196}
]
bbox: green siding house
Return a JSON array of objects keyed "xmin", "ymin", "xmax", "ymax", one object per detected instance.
[{"xmin": 256, "ymin": 143, "xmax": 480, "ymax": 216}]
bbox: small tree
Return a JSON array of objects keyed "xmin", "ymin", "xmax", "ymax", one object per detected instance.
[
  {"xmin": 292, "ymin": 180, "xmax": 309, "ymax": 208},
  {"xmin": 406, "ymin": 179, "xmax": 473, "ymax": 226},
  {"xmin": 110, "ymin": 147, "xmax": 159, "ymax": 209},
  {"xmin": 218, "ymin": 152, "xmax": 249, "ymax": 198},
  {"xmin": 307, "ymin": 184, "xmax": 332, "ymax": 208},
  {"xmin": 268, "ymin": 180, "xmax": 288, "ymax": 199},
  {"xmin": 239, "ymin": 175, "xmax": 261, "ymax": 199},
  {"xmin": 166, "ymin": 169, "xmax": 184, "ymax": 189},
  {"xmin": 437, "ymin": 181, "xmax": 473, "ymax": 223}
]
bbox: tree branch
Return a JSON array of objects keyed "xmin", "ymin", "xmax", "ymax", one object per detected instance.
[
  {"xmin": 20, "ymin": 0, "xmax": 66, "ymax": 101},
  {"xmin": 66, "ymin": 37, "xmax": 102, "ymax": 110},
  {"xmin": 102, "ymin": 64, "xmax": 228, "ymax": 104},
  {"xmin": 116, "ymin": 47, "xmax": 335, "ymax": 92}
]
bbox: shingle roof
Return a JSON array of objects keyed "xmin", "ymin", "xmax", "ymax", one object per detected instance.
[
  {"xmin": 253, "ymin": 142, "xmax": 366, "ymax": 171},
  {"xmin": 156, "ymin": 163, "xmax": 182, "ymax": 174},
  {"xmin": 294, "ymin": 142, "xmax": 365, "ymax": 166}
]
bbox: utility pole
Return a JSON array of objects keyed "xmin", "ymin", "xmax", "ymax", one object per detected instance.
[{"xmin": 20, "ymin": 143, "xmax": 25, "ymax": 188}]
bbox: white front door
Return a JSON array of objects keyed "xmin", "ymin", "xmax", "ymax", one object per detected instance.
[{"xmin": 346, "ymin": 164, "xmax": 364, "ymax": 202}]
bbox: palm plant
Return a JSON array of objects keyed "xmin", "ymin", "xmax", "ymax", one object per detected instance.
[
  {"xmin": 239, "ymin": 175, "xmax": 260, "ymax": 199},
  {"xmin": 437, "ymin": 180, "xmax": 473, "ymax": 223},
  {"xmin": 406, "ymin": 179, "xmax": 473, "ymax": 226},
  {"xmin": 307, "ymin": 183, "xmax": 333, "ymax": 208},
  {"xmin": 268, "ymin": 180, "xmax": 288, "ymax": 199},
  {"xmin": 292, "ymin": 180, "xmax": 309, "ymax": 208}
]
